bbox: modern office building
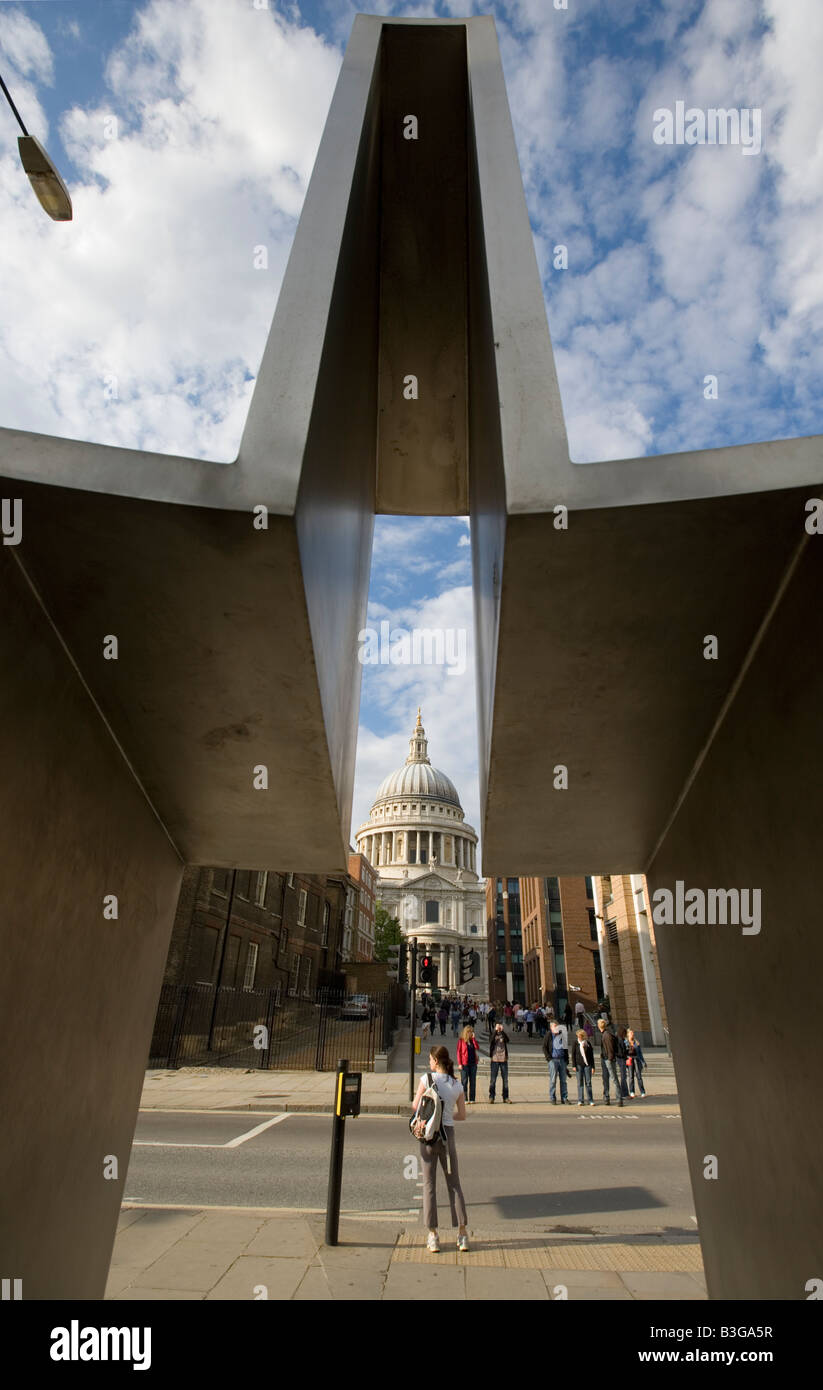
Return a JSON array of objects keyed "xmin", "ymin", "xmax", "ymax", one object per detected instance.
[{"xmin": 488, "ymin": 873, "xmax": 666, "ymax": 1044}]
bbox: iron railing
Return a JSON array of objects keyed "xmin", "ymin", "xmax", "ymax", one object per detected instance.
[{"xmin": 148, "ymin": 984, "xmax": 396, "ymax": 1072}]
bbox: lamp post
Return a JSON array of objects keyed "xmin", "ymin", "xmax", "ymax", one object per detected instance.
[{"xmin": 0, "ymin": 69, "xmax": 72, "ymax": 220}]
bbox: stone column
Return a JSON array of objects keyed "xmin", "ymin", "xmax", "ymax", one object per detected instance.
[{"xmin": 428, "ymin": 830, "xmax": 434, "ymax": 864}]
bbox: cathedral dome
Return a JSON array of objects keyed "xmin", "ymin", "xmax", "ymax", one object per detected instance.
[{"xmin": 371, "ymin": 711, "xmax": 463, "ymax": 812}]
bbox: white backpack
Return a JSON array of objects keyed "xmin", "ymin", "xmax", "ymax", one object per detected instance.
[{"xmin": 409, "ymin": 1071, "xmax": 445, "ymax": 1145}]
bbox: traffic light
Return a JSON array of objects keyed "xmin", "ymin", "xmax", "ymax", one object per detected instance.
[
  {"xmin": 420, "ymin": 953, "xmax": 433, "ymax": 984},
  {"xmin": 386, "ymin": 944, "xmax": 401, "ymax": 980},
  {"xmin": 460, "ymin": 946, "xmax": 478, "ymax": 984}
]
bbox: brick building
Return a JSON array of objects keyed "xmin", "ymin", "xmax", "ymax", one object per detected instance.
[
  {"xmin": 161, "ymin": 866, "xmax": 347, "ymax": 1000},
  {"xmin": 592, "ymin": 873, "xmax": 668, "ymax": 1045},
  {"xmin": 347, "ymin": 851, "xmax": 377, "ymax": 962},
  {"xmin": 520, "ymin": 875, "xmax": 603, "ymax": 1016},
  {"xmin": 486, "ymin": 872, "xmax": 667, "ymax": 1043}
]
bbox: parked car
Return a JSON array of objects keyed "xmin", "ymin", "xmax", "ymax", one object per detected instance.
[{"xmin": 341, "ymin": 994, "xmax": 371, "ymax": 1020}]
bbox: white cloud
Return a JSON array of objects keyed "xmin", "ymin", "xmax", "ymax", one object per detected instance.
[
  {"xmin": 0, "ymin": 0, "xmax": 341, "ymax": 459},
  {"xmin": 351, "ymin": 582, "xmax": 481, "ymax": 856}
]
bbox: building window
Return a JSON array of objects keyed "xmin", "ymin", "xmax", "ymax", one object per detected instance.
[
  {"xmin": 588, "ymin": 908, "xmax": 598, "ymax": 941},
  {"xmin": 236, "ymin": 871, "xmax": 251, "ymax": 900},
  {"xmin": 425, "ymin": 900, "xmax": 438, "ymax": 923},
  {"xmin": 470, "ymin": 925, "xmax": 478, "ymax": 934},
  {"xmin": 498, "ymin": 952, "xmax": 507, "ymax": 966},
  {"xmin": 287, "ymin": 873, "xmax": 295, "ymax": 888},
  {"xmin": 212, "ymin": 869, "xmax": 231, "ymax": 896},
  {"xmin": 298, "ymin": 889, "xmax": 307, "ymax": 926},
  {"xmin": 289, "ymin": 953, "xmax": 300, "ymax": 995},
  {"xmin": 322, "ymin": 901, "xmax": 330, "ymax": 946},
  {"xmin": 302, "ymin": 957, "xmax": 312, "ymax": 997},
  {"xmin": 585, "ymin": 875, "xmax": 593, "ymax": 900},
  {"xmin": 243, "ymin": 942, "xmax": 258, "ymax": 991},
  {"xmin": 255, "ymin": 871, "xmax": 268, "ymax": 906}
]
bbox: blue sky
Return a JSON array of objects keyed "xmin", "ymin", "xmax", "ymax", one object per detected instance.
[{"xmin": 1, "ymin": 0, "xmax": 821, "ymax": 860}]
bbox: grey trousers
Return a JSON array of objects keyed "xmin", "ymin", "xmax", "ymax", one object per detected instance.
[{"xmin": 420, "ymin": 1128, "xmax": 468, "ymax": 1230}]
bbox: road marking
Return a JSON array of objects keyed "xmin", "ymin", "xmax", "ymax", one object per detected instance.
[
  {"xmin": 133, "ymin": 1113, "xmax": 293, "ymax": 1149},
  {"xmin": 223, "ymin": 1113, "xmax": 293, "ymax": 1147},
  {"xmin": 132, "ymin": 1141, "xmax": 226, "ymax": 1148}
]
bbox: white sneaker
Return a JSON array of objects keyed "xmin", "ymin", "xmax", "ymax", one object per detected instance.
[
  {"xmin": 427, "ymin": 1232, "xmax": 440, "ymax": 1253},
  {"xmin": 457, "ymin": 1234, "xmax": 470, "ymax": 1253}
]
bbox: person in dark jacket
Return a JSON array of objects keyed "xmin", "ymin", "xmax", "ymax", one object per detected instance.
[
  {"xmin": 615, "ymin": 1026, "xmax": 630, "ymax": 1098},
  {"xmin": 597, "ymin": 1018, "xmax": 623, "ymax": 1107},
  {"xmin": 571, "ymin": 1029, "xmax": 595, "ymax": 1105},
  {"xmin": 543, "ymin": 1020, "xmax": 569, "ymax": 1104},
  {"xmin": 488, "ymin": 1022, "xmax": 512, "ymax": 1104},
  {"xmin": 625, "ymin": 1029, "xmax": 646, "ymax": 1097}
]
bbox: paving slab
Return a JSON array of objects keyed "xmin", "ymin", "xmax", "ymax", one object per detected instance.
[
  {"xmin": 113, "ymin": 1287, "xmax": 204, "ymax": 1301},
  {"xmin": 133, "ymin": 1247, "xmax": 232, "ymax": 1292},
  {"xmin": 383, "ymin": 1264, "xmax": 467, "ymax": 1299},
  {"xmin": 205, "ymin": 1257, "xmax": 307, "ymax": 1301},
  {"xmin": 244, "ymin": 1218, "xmax": 321, "ymax": 1260},
  {"xmin": 620, "ymin": 1270, "xmax": 708, "ymax": 1299},
  {"xmin": 464, "ymin": 1266, "xmax": 550, "ymax": 1300}
]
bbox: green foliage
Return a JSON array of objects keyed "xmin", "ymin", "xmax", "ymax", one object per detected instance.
[{"xmin": 373, "ymin": 903, "xmax": 402, "ymax": 961}]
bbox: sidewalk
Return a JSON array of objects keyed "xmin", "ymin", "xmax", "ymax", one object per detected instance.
[
  {"xmin": 107, "ymin": 1208, "xmax": 705, "ymax": 1301},
  {"xmin": 141, "ymin": 1066, "xmax": 679, "ymax": 1114},
  {"xmin": 124, "ymin": 1060, "xmax": 695, "ymax": 1300}
]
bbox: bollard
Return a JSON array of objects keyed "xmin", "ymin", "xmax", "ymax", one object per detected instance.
[{"xmin": 325, "ymin": 1057, "xmax": 348, "ymax": 1247}]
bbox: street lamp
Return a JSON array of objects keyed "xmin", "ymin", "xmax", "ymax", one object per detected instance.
[{"xmin": 1, "ymin": 70, "xmax": 72, "ymax": 221}]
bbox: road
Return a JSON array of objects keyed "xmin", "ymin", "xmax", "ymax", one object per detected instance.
[{"xmin": 125, "ymin": 1108, "xmax": 695, "ymax": 1232}]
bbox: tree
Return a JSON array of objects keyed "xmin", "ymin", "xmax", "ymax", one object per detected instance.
[{"xmin": 373, "ymin": 903, "xmax": 402, "ymax": 961}]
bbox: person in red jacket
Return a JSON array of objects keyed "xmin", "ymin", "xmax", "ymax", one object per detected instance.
[{"xmin": 457, "ymin": 1024, "xmax": 480, "ymax": 1103}]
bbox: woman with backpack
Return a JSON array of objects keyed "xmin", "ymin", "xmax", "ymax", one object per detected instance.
[
  {"xmin": 411, "ymin": 1045, "xmax": 469, "ymax": 1254},
  {"xmin": 456, "ymin": 1024, "xmax": 480, "ymax": 1103}
]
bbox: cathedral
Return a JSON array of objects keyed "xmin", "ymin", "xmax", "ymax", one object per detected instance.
[{"xmin": 355, "ymin": 711, "xmax": 488, "ymax": 995}]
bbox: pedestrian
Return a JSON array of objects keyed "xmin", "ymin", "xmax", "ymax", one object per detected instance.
[
  {"xmin": 525, "ymin": 1007, "xmax": 535, "ymax": 1039},
  {"xmin": 574, "ymin": 999, "xmax": 585, "ymax": 1022},
  {"xmin": 571, "ymin": 1028, "xmax": 595, "ymax": 1106},
  {"xmin": 437, "ymin": 1002, "xmax": 448, "ymax": 1036},
  {"xmin": 411, "ymin": 1045, "xmax": 470, "ymax": 1253},
  {"xmin": 450, "ymin": 1001, "xmax": 461, "ymax": 1036},
  {"xmin": 488, "ymin": 1021, "xmax": 512, "ymax": 1104},
  {"xmin": 514, "ymin": 1005, "xmax": 524, "ymax": 1033},
  {"xmin": 625, "ymin": 1029, "xmax": 647, "ymax": 1097},
  {"xmin": 597, "ymin": 1018, "xmax": 623, "ymax": 1107},
  {"xmin": 487, "ymin": 1003, "xmax": 497, "ymax": 1033},
  {"xmin": 616, "ymin": 1026, "xmax": 630, "ymax": 1098},
  {"xmin": 544, "ymin": 1019, "xmax": 569, "ymax": 1103},
  {"xmin": 457, "ymin": 1024, "xmax": 480, "ymax": 1104},
  {"xmin": 583, "ymin": 1017, "xmax": 594, "ymax": 1041},
  {"xmin": 504, "ymin": 1002, "xmax": 513, "ymax": 1025},
  {"xmin": 563, "ymin": 1002, "xmax": 573, "ymax": 1030},
  {"xmin": 421, "ymin": 1006, "xmax": 432, "ymax": 1042}
]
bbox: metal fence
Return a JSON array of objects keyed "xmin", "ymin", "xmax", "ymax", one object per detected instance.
[{"xmin": 148, "ymin": 984, "xmax": 396, "ymax": 1072}]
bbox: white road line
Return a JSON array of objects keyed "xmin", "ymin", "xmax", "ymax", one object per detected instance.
[
  {"xmin": 132, "ymin": 1141, "xmax": 225, "ymax": 1149},
  {"xmin": 133, "ymin": 1113, "xmax": 293, "ymax": 1149},
  {"xmin": 223, "ymin": 1113, "xmax": 293, "ymax": 1147}
]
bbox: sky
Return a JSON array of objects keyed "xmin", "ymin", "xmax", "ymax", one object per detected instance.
[{"xmin": 1, "ymin": 0, "xmax": 821, "ymax": 865}]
